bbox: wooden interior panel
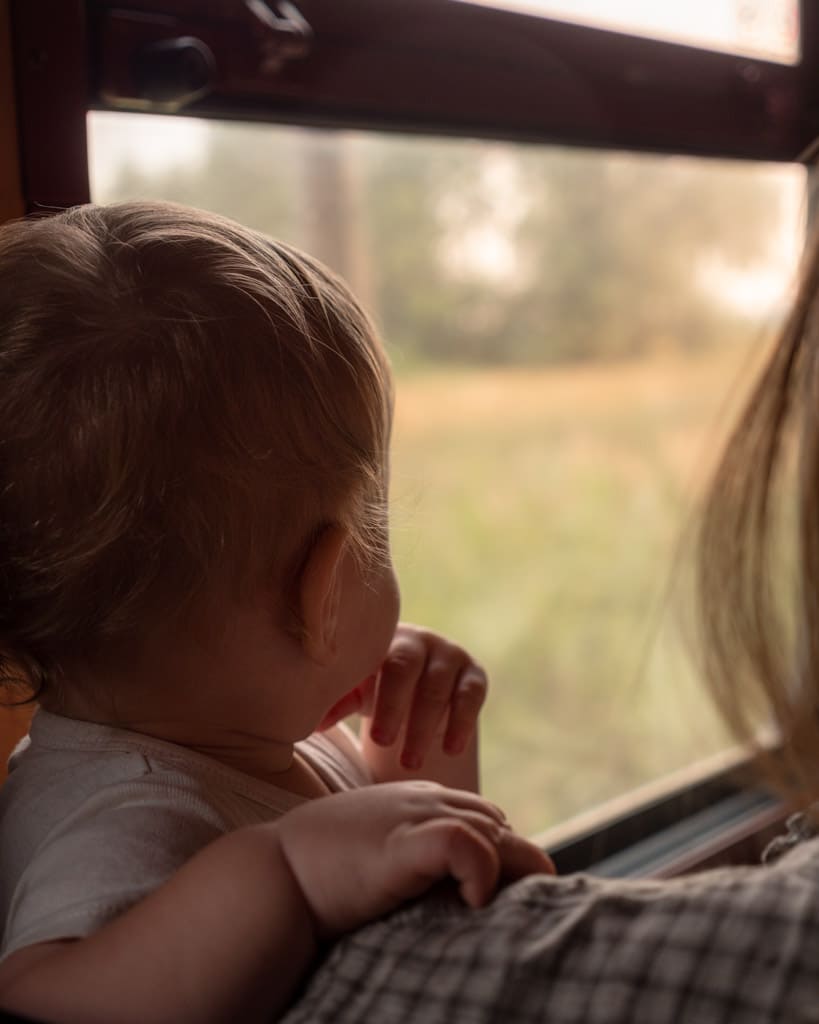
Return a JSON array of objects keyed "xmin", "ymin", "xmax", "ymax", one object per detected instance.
[
  {"xmin": 10, "ymin": 0, "xmax": 90, "ymax": 212},
  {"xmin": 0, "ymin": 0, "xmax": 23, "ymax": 223},
  {"xmin": 0, "ymin": 706, "xmax": 33, "ymax": 782},
  {"xmin": 0, "ymin": 0, "xmax": 30, "ymax": 781}
]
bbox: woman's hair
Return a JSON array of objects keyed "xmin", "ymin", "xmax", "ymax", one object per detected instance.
[
  {"xmin": 698, "ymin": 222, "xmax": 819, "ymax": 803},
  {"xmin": 0, "ymin": 201, "xmax": 392, "ymax": 696}
]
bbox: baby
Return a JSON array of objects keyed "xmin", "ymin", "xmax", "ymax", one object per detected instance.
[{"xmin": 0, "ymin": 202, "xmax": 552, "ymax": 1023}]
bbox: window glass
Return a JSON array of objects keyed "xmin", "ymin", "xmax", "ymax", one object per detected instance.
[
  {"xmin": 453, "ymin": 0, "xmax": 799, "ymax": 64},
  {"xmin": 88, "ymin": 112, "xmax": 805, "ymax": 834}
]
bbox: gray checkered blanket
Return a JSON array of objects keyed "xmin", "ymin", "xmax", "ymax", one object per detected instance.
[{"xmin": 281, "ymin": 835, "xmax": 819, "ymax": 1023}]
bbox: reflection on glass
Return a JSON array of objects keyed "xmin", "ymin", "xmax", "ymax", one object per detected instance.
[
  {"xmin": 452, "ymin": 0, "xmax": 799, "ymax": 65},
  {"xmin": 88, "ymin": 112, "xmax": 805, "ymax": 834}
]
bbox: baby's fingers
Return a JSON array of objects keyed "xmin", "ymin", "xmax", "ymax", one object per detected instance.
[
  {"xmin": 368, "ymin": 642, "xmax": 425, "ymax": 748},
  {"xmin": 401, "ymin": 654, "xmax": 486, "ymax": 769},
  {"xmin": 398, "ymin": 818, "xmax": 501, "ymax": 908},
  {"xmin": 497, "ymin": 831, "xmax": 556, "ymax": 880},
  {"xmin": 399, "ymin": 656, "xmax": 458, "ymax": 769},
  {"xmin": 442, "ymin": 663, "xmax": 488, "ymax": 756}
]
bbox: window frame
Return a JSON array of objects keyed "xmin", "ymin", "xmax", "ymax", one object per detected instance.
[
  {"xmin": 86, "ymin": 0, "xmax": 812, "ymax": 158},
  {"xmin": 542, "ymin": 748, "xmax": 788, "ymax": 876},
  {"xmin": 11, "ymin": 0, "xmax": 819, "ymax": 214},
  {"xmin": 8, "ymin": 0, "xmax": 813, "ymax": 868}
]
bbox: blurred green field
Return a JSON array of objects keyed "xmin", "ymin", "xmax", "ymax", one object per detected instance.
[{"xmin": 388, "ymin": 350, "xmax": 759, "ymax": 835}]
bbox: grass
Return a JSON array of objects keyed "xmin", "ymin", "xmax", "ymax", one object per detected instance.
[{"xmin": 388, "ymin": 349, "xmax": 761, "ymax": 835}]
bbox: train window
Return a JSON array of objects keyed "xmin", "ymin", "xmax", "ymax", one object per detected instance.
[
  {"xmin": 88, "ymin": 113, "xmax": 805, "ymax": 835},
  {"xmin": 454, "ymin": 0, "xmax": 799, "ymax": 64},
  {"xmin": 6, "ymin": 0, "xmax": 814, "ymax": 853}
]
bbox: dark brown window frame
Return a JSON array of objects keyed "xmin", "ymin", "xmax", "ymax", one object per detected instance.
[
  {"xmin": 11, "ymin": 0, "xmax": 819, "ymax": 211},
  {"xmin": 8, "ymin": 0, "xmax": 810, "ymax": 870}
]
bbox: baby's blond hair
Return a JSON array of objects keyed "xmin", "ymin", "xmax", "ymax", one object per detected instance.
[{"xmin": 0, "ymin": 201, "xmax": 392, "ymax": 695}]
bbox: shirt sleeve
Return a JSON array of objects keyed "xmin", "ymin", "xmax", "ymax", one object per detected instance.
[
  {"xmin": 2, "ymin": 777, "xmax": 228, "ymax": 959},
  {"xmin": 281, "ymin": 838, "xmax": 819, "ymax": 1024},
  {"xmin": 305, "ymin": 724, "xmax": 373, "ymax": 790}
]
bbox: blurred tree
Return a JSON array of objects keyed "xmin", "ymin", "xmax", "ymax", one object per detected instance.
[
  {"xmin": 366, "ymin": 137, "xmax": 793, "ymax": 363},
  {"xmin": 97, "ymin": 120, "xmax": 798, "ymax": 366}
]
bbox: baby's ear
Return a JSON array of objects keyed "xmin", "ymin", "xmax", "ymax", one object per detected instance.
[{"xmin": 297, "ymin": 524, "xmax": 350, "ymax": 664}]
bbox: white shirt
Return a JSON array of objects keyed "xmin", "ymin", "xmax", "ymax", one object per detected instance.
[{"xmin": 0, "ymin": 709, "xmax": 370, "ymax": 960}]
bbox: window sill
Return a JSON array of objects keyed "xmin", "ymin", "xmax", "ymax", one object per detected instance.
[{"xmin": 535, "ymin": 747, "xmax": 788, "ymax": 878}]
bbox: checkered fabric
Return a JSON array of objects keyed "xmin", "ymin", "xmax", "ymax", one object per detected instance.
[{"xmin": 281, "ymin": 837, "xmax": 819, "ymax": 1023}]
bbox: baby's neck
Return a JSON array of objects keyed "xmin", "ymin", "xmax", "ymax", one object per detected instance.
[
  {"xmin": 47, "ymin": 594, "xmax": 339, "ymax": 797},
  {"xmin": 46, "ymin": 694, "xmax": 331, "ymax": 797},
  {"xmin": 158, "ymin": 729, "xmax": 331, "ymax": 798}
]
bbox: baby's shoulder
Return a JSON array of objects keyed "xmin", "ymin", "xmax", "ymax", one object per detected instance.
[
  {"xmin": 2, "ymin": 723, "xmax": 151, "ymax": 825},
  {"xmin": 0, "ymin": 712, "xmax": 237, "ymax": 862},
  {"xmin": 0, "ymin": 716, "xmax": 235, "ymax": 960},
  {"xmin": 3, "ymin": 714, "xmax": 170, "ymax": 819}
]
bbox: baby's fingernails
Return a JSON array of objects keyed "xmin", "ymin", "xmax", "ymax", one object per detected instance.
[{"xmin": 401, "ymin": 750, "xmax": 422, "ymax": 770}]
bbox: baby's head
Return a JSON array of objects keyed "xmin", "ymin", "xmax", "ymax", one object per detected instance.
[{"xmin": 0, "ymin": 201, "xmax": 394, "ymax": 701}]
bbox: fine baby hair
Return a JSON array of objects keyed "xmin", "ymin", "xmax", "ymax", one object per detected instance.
[{"xmin": 0, "ymin": 201, "xmax": 392, "ymax": 700}]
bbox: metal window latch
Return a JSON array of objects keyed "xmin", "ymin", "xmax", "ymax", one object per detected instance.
[
  {"xmin": 244, "ymin": 0, "xmax": 314, "ymax": 74},
  {"xmin": 129, "ymin": 0, "xmax": 313, "ymax": 112},
  {"xmin": 133, "ymin": 36, "xmax": 217, "ymax": 111}
]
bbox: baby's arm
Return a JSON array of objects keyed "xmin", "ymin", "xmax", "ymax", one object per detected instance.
[
  {"xmin": 321, "ymin": 623, "xmax": 486, "ymax": 791},
  {"xmin": 0, "ymin": 783, "xmax": 551, "ymax": 1024},
  {"xmin": 0, "ymin": 815, "xmax": 315, "ymax": 1024}
]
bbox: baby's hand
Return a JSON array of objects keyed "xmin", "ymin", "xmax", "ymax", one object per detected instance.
[
  {"xmin": 320, "ymin": 624, "xmax": 487, "ymax": 773},
  {"xmin": 370, "ymin": 624, "xmax": 487, "ymax": 770},
  {"xmin": 276, "ymin": 782, "xmax": 554, "ymax": 938}
]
